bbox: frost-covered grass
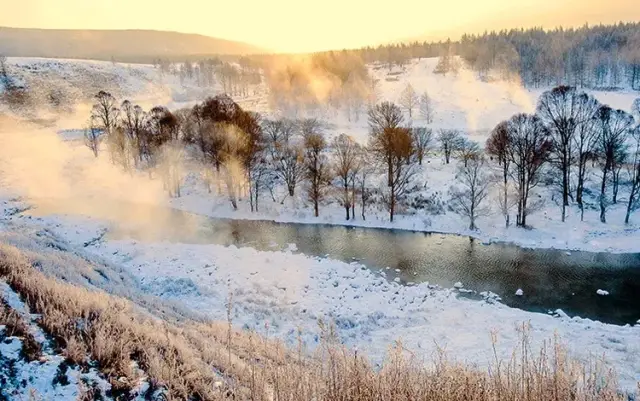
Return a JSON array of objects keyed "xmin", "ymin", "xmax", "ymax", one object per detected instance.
[
  {"xmin": 6, "ymin": 202, "xmax": 639, "ymax": 393},
  {"xmin": 1, "ymin": 55, "xmax": 639, "ymax": 398},
  {"xmin": 0, "ymin": 236, "xmax": 636, "ymax": 400}
]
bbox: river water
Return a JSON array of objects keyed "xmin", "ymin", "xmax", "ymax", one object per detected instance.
[{"xmin": 25, "ymin": 200, "xmax": 640, "ymax": 326}]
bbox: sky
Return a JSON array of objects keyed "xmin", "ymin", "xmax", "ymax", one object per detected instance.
[{"xmin": 1, "ymin": 0, "xmax": 639, "ymax": 53}]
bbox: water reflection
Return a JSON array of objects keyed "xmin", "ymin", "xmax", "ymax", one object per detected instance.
[{"xmin": 25, "ymin": 199, "xmax": 640, "ymax": 325}]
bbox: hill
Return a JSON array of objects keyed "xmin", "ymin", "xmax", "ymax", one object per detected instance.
[{"xmin": 0, "ymin": 27, "xmax": 265, "ymax": 62}]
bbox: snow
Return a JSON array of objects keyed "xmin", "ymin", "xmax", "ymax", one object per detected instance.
[
  {"xmin": 0, "ymin": 281, "xmax": 119, "ymax": 400},
  {"xmin": 1, "ymin": 56, "xmax": 640, "ymax": 393},
  {"xmin": 3, "ymin": 56, "xmax": 640, "ymax": 253},
  {"xmin": 515, "ymin": 288, "xmax": 524, "ymax": 296},
  {"xmin": 2, "ymin": 205, "xmax": 638, "ymax": 391},
  {"xmin": 453, "ymin": 281, "xmax": 464, "ymax": 289},
  {"xmin": 597, "ymin": 289, "xmax": 610, "ymax": 296}
]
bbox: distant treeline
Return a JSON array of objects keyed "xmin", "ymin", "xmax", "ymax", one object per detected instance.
[
  {"xmin": 152, "ymin": 23, "xmax": 640, "ymax": 91},
  {"xmin": 347, "ymin": 22, "xmax": 640, "ymax": 89}
]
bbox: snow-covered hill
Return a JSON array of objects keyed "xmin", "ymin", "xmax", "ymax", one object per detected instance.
[{"xmin": 1, "ymin": 56, "xmax": 639, "ymax": 396}]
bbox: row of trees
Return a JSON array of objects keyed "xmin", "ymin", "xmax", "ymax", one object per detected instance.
[
  {"xmin": 487, "ymin": 87, "xmax": 640, "ymax": 226},
  {"xmin": 153, "ymin": 57, "xmax": 262, "ymax": 97},
  {"xmin": 398, "ymin": 84, "xmax": 435, "ymax": 122},
  {"xmin": 459, "ymin": 24, "xmax": 640, "ymax": 89},
  {"xmin": 89, "ymin": 88, "xmax": 640, "ymax": 230}
]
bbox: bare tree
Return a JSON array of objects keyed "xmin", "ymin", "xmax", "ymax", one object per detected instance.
[
  {"xmin": 332, "ymin": 134, "xmax": 360, "ymax": 220},
  {"xmin": 398, "ymin": 84, "xmax": 418, "ymax": 118},
  {"xmin": 537, "ymin": 86, "xmax": 597, "ymax": 222},
  {"xmin": 298, "ymin": 118, "xmax": 326, "ymax": 137},
  {"xmin": 572, "ymin": 94, "xmax": 602, "ymax": 220},
  {"xmin": 304, "ymin": 133, "xmax": 330, "ymax": 217},
  {"xmin": 505, "ymin": 114, "xmax": 551, "ymax": 227},
  {"xmin": 486, "ymin": 121, "xmax": 511, "ymax": 226},
  {"xmin": 276, "ymin": 144, "xmax": 305, "ymax": 198},
  {"xmin": 625, "ymin": 126, "xmax": 640, "ymax": 224},
  {"xmin": 119, "ymin": 100, "xmax": 147, "ymax": 168},
  {"xmin": 419, "ymin": 91, "xmax": 434, "ymax": 123},
  {"xmin": 91, "ymin": 91, "xmax": 119, "ymax": 136},
  {"xmin": 357, "ymin": 146, "xmax": 374, "ymax": 220},
  {"xmin": 632, "ymin": 98, "xmax": 640, "ymax": 122},
  {"xmin": 449, "ymin": 157, "xmax": 491, "ymax": 230},
  {"xmin": 368, "ymin": 102, "xmax": 404, "ymax": 186},
  {"xmin": 456, "ymin": 138, "xmax": 481, "ymax": 167},
  {"xmin": 385, "ymin": 127, "xmax": 416, "ymax": 222},
  {"xmin": 107, "ymin": 126, "xmax": 130, "ymax": 170},
  {"xmin": 411, "ymin": 127, "xmax": 433, "ymax": 165},
  {"xmin": 612, "ymin": 150, "xmax": 627, "ymax": 205},
  {"xmin": 262, "ymin": 118, "xmax": 296, "ymax": 150},
  {"xmin": 437, "ymin": 129, "xmax": 463, "ymax": 164},
  {"xmin": 158, "ymin": 141, "xmax": 185, "ymax": 198},
  {"xmin": 83, "ymin": 118, "xmax": 101, "ymax": 158},
  {"xmin": 246, "ymin": 136, "xmax": 268, "ymax": 213},
  {"xmin": 594, "ymin": 106, "xmax": 634, "ymax": 223}
]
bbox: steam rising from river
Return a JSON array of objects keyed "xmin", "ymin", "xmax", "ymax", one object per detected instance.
[{"xmin": 0, "ymin": 115, "xmax": 198, "ymax": 241}]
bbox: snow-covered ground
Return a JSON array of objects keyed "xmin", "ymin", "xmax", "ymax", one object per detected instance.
[
  {"xmin": 0, "ymin": 281, "xmax": 153, "ymax": 400},
  {"xmin": 4, "ymin": 56, "xmax": 637, "ymax": 253},
  {"xmin": 1, "ymin": 56, "xmax": 639, "ymax": 392},
  {"xmin": 166, "ymin": 153, "xmax": 640, "ymax": 254},
  {"xmin": 2, "ymin": 201, "xmax": 639, "ymax": 392}
]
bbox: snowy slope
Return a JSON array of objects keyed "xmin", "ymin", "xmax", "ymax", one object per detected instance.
[
  {"xmin": 0, "ymin": 57, "xmax": 222, "ymax": 122},
  {"xmin": 0, "ymin": 56, "xmax": 639, "ymax": 394},
  {"xmin": 4, "ymin": 204, "xmax": 639, "ymax": 392}
]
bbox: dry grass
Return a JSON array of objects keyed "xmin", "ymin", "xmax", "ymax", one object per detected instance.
[
  {"xmin": 0, "ymin": 242, "xmax": 635, "ymax": 401},
  {"xmin": 0, "ymin": 298, "xmax": 42, "ymax": 361}
]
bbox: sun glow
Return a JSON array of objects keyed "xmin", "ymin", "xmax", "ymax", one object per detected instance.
[{"xmin": 1, "ymin": 0, "xmax": 639, "ymax": 53}]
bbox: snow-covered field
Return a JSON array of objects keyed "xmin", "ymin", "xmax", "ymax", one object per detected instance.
[
  {"xmin": 2, "ymin": 201, "xmax": 639, "ymax": 392},
  {"xmin": 4, "ymin": 56, "xmax": 638, "ymax": 253},
  {"xmin": 1, "ymin": 56, "xmax": 639, "ymax": 393}
]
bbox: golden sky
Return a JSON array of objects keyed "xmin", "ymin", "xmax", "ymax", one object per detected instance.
[{"xmin": 1, "ymin": 0, "xmax": 639, "ymax": 52}]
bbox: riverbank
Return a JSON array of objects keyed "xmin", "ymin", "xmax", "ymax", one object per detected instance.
[
  {"xmin": 166, "ymin": 157, "xmax": 640, "ymax": 254},
  {"xmin": 3, "ymin": 199, "xmax": 639, "ymax": 391}
]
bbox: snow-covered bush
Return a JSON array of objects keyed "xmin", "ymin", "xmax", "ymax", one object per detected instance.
[{"xmin": 409, "ymin": 192, "xmax": 446, "ymax": 215}]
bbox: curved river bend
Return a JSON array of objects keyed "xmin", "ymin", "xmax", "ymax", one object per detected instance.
[{"xmin": 26, "ymin": 201, "xmax": 640, "ymax": 326}]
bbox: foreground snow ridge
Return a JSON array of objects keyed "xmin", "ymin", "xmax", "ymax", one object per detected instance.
[
  {"xmin": 2, "ymin": 200, "xmax": 640, "ymax": 392},
  {"xmin": 93, "ymin": 238, "xmax": 640, "ymax": 391}
]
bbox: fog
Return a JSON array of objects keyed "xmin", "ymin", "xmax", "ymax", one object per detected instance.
[{"xmin": 0, "ymin": 113, "xmax": 201, "ymax": 240}]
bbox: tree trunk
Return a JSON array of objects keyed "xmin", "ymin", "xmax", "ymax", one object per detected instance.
[
  {"xmin": 625, "ymin": 195, "xmax": 633, "ymax": 224},
  {"xmin": 344, "ymin": 183, "xmax": 350, "ymax": 220},
  {"xmin": 469, "ymin": 208, "xmax": 475, "ymax": 230},
  {"xmin": 255, "ymin": 181, "xmax": 259, "ymax": 213},
  {"xmin": 249, "ymin": 184, "xmax": 254, "ymax": 212},
  {"xmin": 389, "ymin": 184, "xmax": 395, "ymax": 223},
  {"xmin": 599, "ymin": 171, "xmax": 608, "ymax": 223},
  {"xmin": 361, "ymin": 182, "xmax": 366, "ymax": 221},
  {"xmin": 503, "ymin": 160, "xmax": 509, "ymax": 227},
  {"xmin": 577, "ymin": 158, "xmax": 585, "ymax": 208},
  {"xmin": 561, "ymin": 161, "xmax": 568, "ymax": 222},
  {"xmin": 351, "ymin": 180, "xmax": 356, "ymax": 220}
]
